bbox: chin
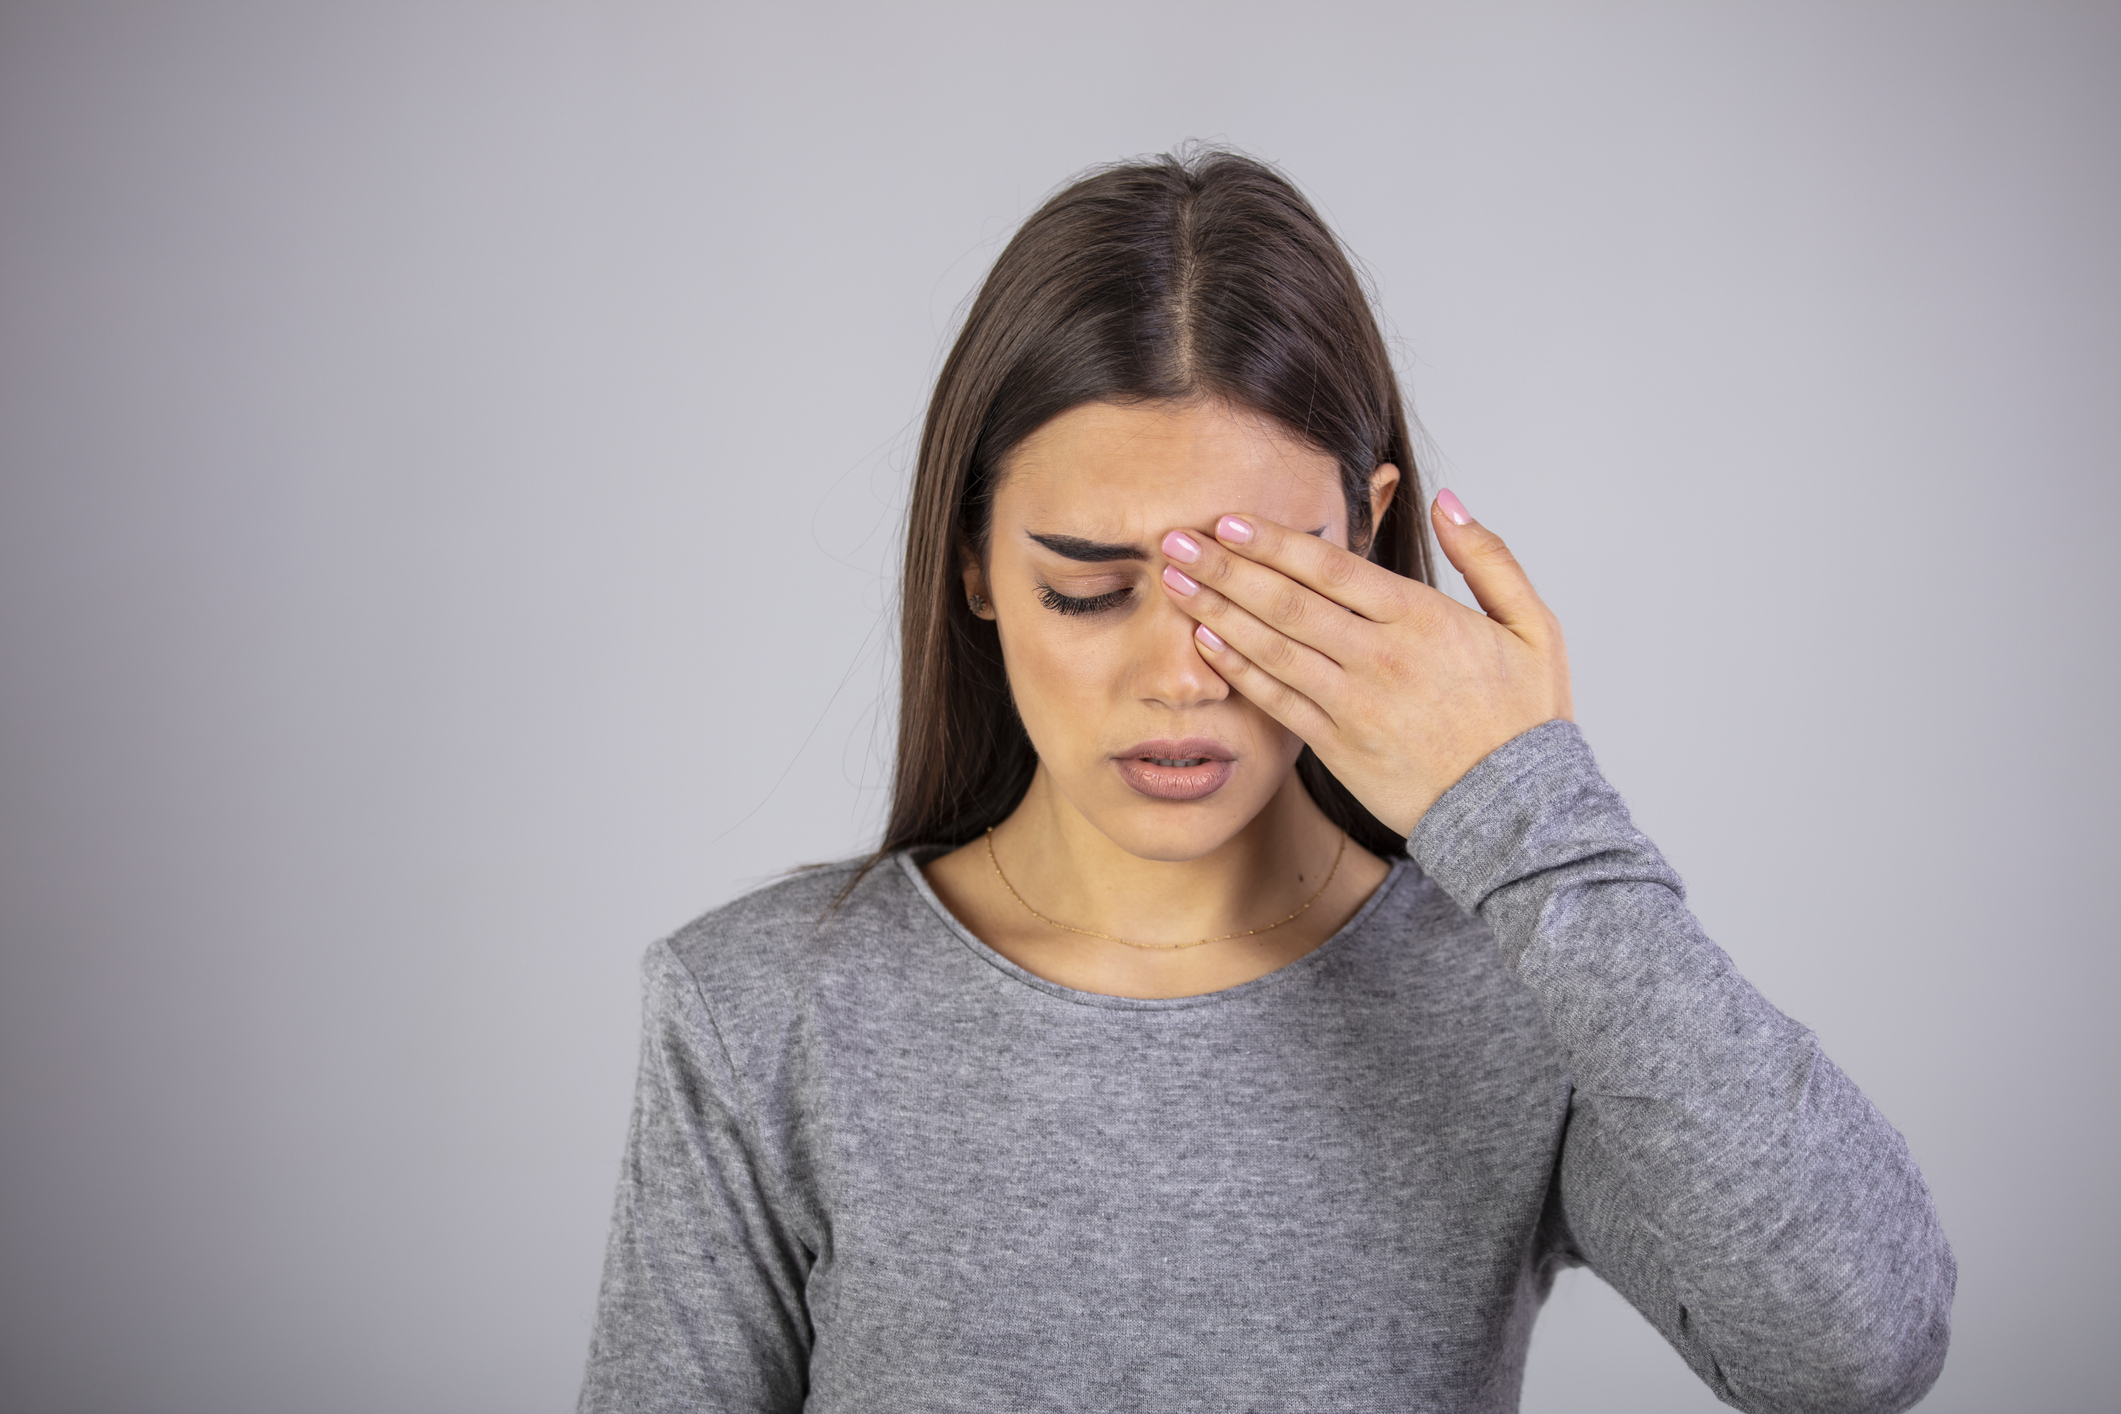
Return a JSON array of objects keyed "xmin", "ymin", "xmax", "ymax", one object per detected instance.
[{"xmin": 1086, "ymin": 783, "xmax": 1273, "ymax": 863}]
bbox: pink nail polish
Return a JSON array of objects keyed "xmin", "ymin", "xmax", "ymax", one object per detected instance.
[
  {"xmin": 1162, "ymin": 529, "xmax": 1201, "ymax": 564},
  {"xmin": 1436, "ymin": 489, "xmax": 1471, "ymax": 526},
  {"xmin": 1195, "ymin": 624, "xmax": 1226, "ymax": 651},
  {"xmin": 1216, "ymin": 516, "xmax": 1254, "ymax": 544},
  {"xmin": 1162, "ymin": 564, "xmax": 1199, "ymax": 595}
]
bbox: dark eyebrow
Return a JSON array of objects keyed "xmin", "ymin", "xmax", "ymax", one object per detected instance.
[{"xmin": 1027, "ymin": 532, "xmax": 1146, "ymax": 563}]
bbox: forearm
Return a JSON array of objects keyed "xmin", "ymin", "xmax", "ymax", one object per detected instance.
[{"xmin": 1410, "ymin": 722, "xmax": 1954, "ymax": 1414}]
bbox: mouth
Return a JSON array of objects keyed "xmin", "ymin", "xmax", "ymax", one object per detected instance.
[{"xmin": 1111, "ymin": 738, "xmax": 1237, "ymax": 802}]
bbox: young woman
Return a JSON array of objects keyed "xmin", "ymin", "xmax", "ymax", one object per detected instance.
[{"xmin": 579, "ymin": 151, "xmax": 1953, "ymax": 1413}]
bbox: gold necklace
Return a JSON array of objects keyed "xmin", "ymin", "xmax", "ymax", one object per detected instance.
[{"xmin": 983, "ymin": 827, "xmax": 1347, "ymax": 952}]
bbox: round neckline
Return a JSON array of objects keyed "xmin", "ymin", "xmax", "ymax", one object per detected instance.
[{"xmin": 893, "ymin": 846, "xmax": 1409, "ymax": 1012}]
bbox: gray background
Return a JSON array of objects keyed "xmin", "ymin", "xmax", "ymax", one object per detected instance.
[{"xmin": 1, "ymin": 2, "xmax": 2113, "ymax": 1410}]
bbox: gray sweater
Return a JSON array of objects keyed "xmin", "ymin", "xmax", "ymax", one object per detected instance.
[{"xmin": 579, "ymin": 721, "xmax": 1953, "ymax": 1412}]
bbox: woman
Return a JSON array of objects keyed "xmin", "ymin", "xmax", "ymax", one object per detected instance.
[{"xmin": 580, "ymin": 150, "xmax": 1953, "ymax": 1413}]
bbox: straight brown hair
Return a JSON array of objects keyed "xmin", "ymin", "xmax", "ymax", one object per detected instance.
[{"xmin": 876, "ymin": 148, "xmax": 1430, "ymax": 870}]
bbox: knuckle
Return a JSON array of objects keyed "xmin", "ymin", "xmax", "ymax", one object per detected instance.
[
  {"xmin": 1258, "ymin": 632, "xmax": 1298, "ymax": 669},
  {"xmin": 1257, "ymin": 672, "xmax": 1298, "ymax": 709},
  {"xmin": 1374, "ymin": 642, "xmax": 1414, "ymax": 685},
  {"xmin": 1319, "ymin": 550, "xmax": 1360, "ymax": 591},
  {"xmin": 1270, "ymin": 586, "xmax": 1308, "ymax": 627},
  {"xmin": 1474, "ymin": 532, "xmax": 1520, "ymax": 567}
]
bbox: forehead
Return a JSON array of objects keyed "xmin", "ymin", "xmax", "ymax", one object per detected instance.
[{"xmin": 994, "ymin": 399, "xmax": 1344, "ymax": 533}]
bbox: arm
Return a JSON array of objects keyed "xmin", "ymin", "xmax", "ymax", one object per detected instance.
[
  {"xmin": 1154, "ymin": 488, "xmax": 1952, "ymax": 1412},
  {"xmin": 579, "ymin": 942, "xmax": 811, "ymax": 1414},
  {"xmin": 1411, "ymin": 721, "xmax": 1953, "ymax": 1414}
]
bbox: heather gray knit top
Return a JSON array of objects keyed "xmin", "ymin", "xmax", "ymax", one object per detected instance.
[{"xmin": 579, "ymin": 722, "xmax": 1953, "ymax": 1413}]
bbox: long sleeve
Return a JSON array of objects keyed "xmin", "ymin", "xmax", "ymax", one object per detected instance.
[
  {"xmin": 578, "ymin": 942, "xmax": 812, "ymax": 1414},
  {"xmin": 1408, "ymin": 721, "xmax": 1954, "ymax": 1414}
]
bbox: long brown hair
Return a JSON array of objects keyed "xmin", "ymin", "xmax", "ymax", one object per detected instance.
[{"xmin": 879, "ymin": 148, "xmax": 1430, "ymax": 868}]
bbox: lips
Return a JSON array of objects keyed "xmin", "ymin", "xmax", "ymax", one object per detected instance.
[{"xmin": 1112, "ymin": 738, "xmax": 1237, "ymax": 801}]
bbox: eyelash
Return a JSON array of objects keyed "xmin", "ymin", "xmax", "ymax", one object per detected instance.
[{"xmin": 1035, "ymin": 584, "xmax": 1133, "ymax": 617}]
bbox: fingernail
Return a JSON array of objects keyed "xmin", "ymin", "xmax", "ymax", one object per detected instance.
[
  {"xmin": 1216, "ymin": 516, "xmax": 1254, "ymax": 544},
  {"xmin": 1162, "ymin": 565, "xmax": 1199, "ymax": 596},
  {"xmin": 1195, "ymin": 623, "xmax": 1226, "ymax": 651},
  {"xmin": 1161, "ymin": 529, "xmax": 1201, "ymax": 564},
  {"xmin": 1436, "ymin": 489, "xmax": 1471, "ymax": 526}
]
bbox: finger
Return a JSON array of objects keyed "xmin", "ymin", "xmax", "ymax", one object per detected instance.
[
  {"xmin": 1188, "ymin": 620, "xmax": 1338, "ymax": 743},
  {"xmin": 1160, "ymin": 563, "xmax": 1350, "ymax": 710},
  {"xmin": 1208, "ymin": 515, "xmax": 1411, "ymax": 622},
  {"xmin": 1430, "ymin": 489, "xmax": 1552, "ymax": 632},
  {"xmin": 1162, "ymin": 528, "xmax": 1370, "ymax": 665}
]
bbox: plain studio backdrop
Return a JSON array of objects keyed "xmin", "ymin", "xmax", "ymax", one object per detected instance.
[{"xmin": 1, "ymin": 3, "xmax": 2114, "ymax": 1411}]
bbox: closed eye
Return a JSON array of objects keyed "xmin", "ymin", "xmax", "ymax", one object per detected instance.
[{"xmin": 1035, "ymin": 583, "xmax": 1133, "ymax": 616}]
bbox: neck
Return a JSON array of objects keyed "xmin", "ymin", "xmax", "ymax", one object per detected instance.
[{"xmin": 989, "ymin": 766, "xmax": 1345, "ymax": 949}]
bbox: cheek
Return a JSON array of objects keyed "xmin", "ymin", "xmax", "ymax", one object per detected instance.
[{"xmin": 996, "ymin": 616, "xmax": 1122, "ymax": 728}]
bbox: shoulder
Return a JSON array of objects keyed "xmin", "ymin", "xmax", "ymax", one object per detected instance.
[{"xmin": 643, "ymin": 852, "xmax": 936, "ymax": 1028}]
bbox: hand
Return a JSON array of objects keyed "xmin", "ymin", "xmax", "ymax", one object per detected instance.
[{"xmin": 1157, "ymin": 490, "xmax": 1574, "ymax": 837}]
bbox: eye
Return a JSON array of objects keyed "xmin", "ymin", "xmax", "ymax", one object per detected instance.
[{"xmin": 1035, "ymin": 583, "xmax": 1133, "ymax": 617}]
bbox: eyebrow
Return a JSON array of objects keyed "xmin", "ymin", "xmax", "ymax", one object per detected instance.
[
  {"xmin": 1027, "ymin": 532, "xmax": 1146, "ymax": 563},
  {"xmin": 1025, "ymin": 527, "xmax": 1333, "ymax": 562}
]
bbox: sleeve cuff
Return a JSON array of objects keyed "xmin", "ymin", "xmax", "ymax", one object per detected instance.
[{"xmin": 1405, "ymin": 719, "xmax": 1638, "ymax": 918}]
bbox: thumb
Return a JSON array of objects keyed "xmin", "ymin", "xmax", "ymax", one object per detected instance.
[{"xmin": 1431, "ymin": 489, "xmax": 1549, "ymax": 632}]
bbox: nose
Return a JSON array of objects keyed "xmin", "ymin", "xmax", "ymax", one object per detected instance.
[{"xmin": 1130, "ymin": 590, "xmax": 1230, "ymax": 710}]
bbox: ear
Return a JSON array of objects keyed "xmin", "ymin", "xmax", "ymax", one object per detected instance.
[
  {"xmin": 959, "ymin": 545, "xmax": 996, "ymax": 620},
  {"xmin": 1365, "ymin": 463, "xmax": 1402, "ymax": 550}
]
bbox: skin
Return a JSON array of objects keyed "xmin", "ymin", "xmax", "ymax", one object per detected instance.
[{"xmin": 922, "ymin": 397, "xmax": 1572, "ymax": 1000}]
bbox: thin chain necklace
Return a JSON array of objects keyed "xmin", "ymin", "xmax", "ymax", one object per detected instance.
[{"xmin": 983, "ymin": 827, "xmax": 1348, "ymax": 952}]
